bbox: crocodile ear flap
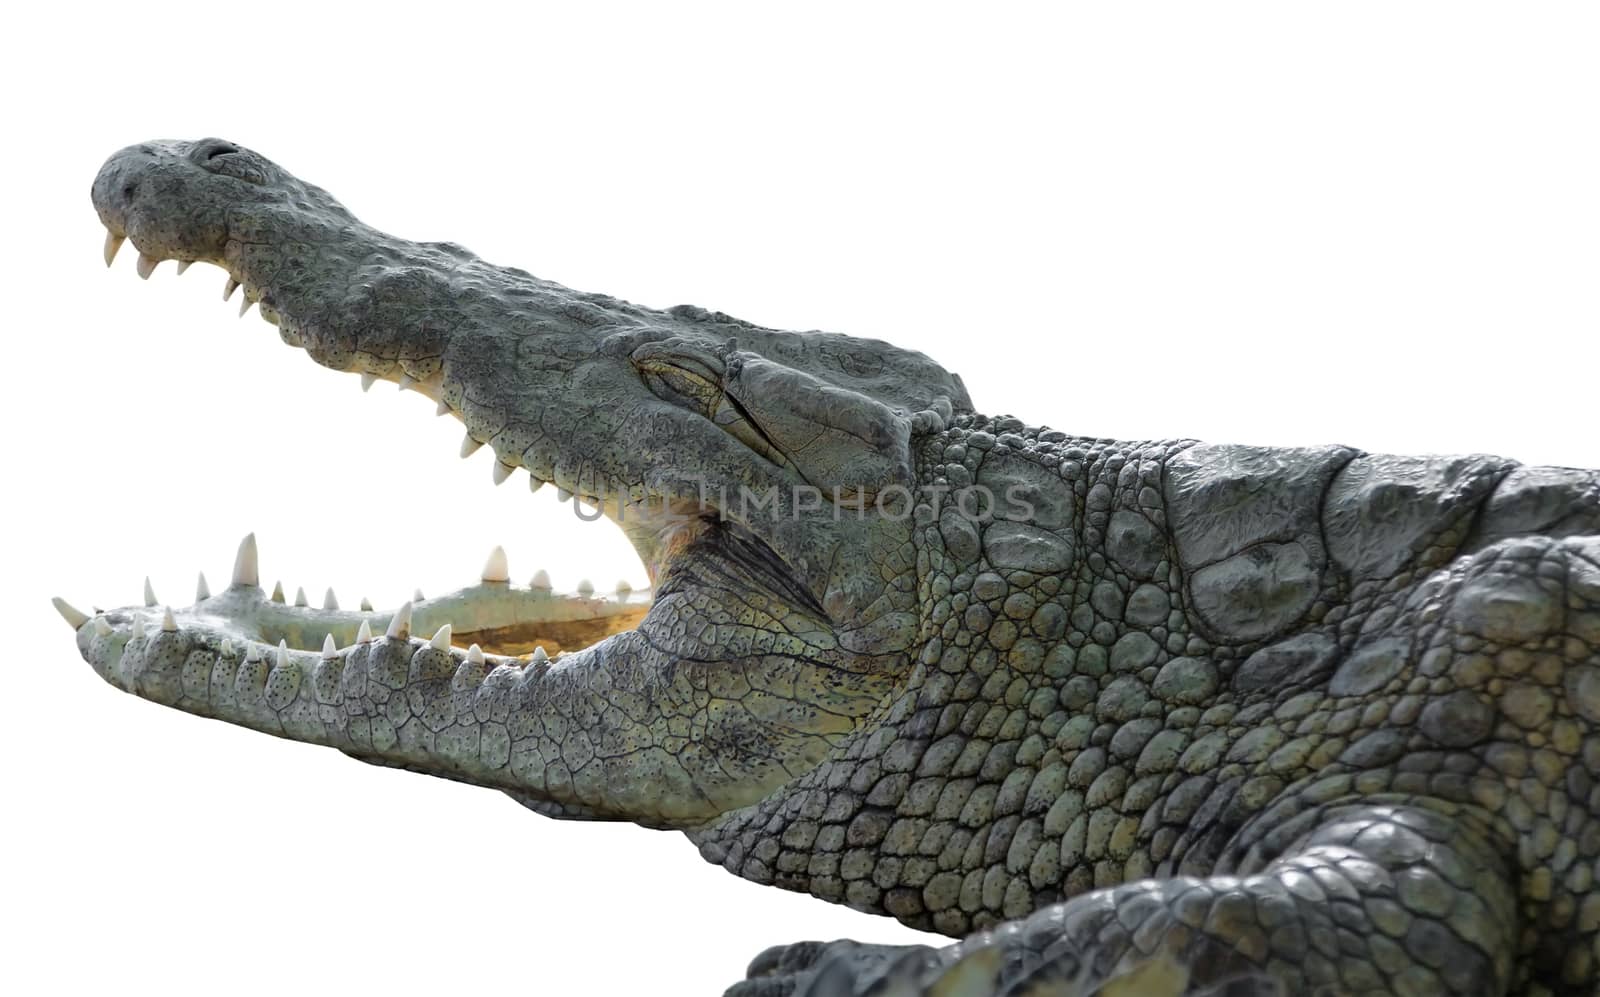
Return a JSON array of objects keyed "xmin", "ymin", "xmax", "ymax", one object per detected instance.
[{"xmin": 721, "ymin": 355, "xmax": 913, "ymax": 502}]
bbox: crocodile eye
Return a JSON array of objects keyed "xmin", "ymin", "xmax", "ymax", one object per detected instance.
[{"xmin": 630, "ymin": 340, "xmax": 726, "ymax": 419}]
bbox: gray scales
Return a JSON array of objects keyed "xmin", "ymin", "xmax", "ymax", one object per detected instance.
[{"xmin": 57, "ymin": 138, "xmax": 1600, "ymax": 996}]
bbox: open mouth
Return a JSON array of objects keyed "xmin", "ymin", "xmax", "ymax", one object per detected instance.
[
  {"xmin": 84, "ymin": 236, "xmax": 667, "ymax": 668},
  {"xmin": 66, "ymin": 137, "xmax": 949, "ymax": 825}
]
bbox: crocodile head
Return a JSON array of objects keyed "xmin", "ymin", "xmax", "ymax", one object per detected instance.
[{"xmin": 73, "ymin": 138, "xmax": 974, "ymax": 827}]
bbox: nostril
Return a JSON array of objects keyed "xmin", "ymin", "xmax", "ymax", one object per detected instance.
[{"xmin": 121, "ymin": 182, "xmax": 137, "ymax": 202}]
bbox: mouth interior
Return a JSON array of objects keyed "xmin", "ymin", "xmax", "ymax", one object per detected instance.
[{"xmin": 451, "ymin": 609, "xmax": 650, "ymax": 658}]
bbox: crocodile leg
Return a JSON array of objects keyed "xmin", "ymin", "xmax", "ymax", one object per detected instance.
[{"xmin": 734, "ymin": 802, "xmax": 1518, "ymax": 996}]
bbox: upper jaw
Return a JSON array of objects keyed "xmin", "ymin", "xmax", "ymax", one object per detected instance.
[{"xmin": 90, "ymin": 138, "xmax": 925, "ymax": 629}]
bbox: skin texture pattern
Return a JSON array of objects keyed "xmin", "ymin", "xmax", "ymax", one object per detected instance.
[{"xmin": 60, "ymin": 138, "xmax": 1600, "ymax": 996}]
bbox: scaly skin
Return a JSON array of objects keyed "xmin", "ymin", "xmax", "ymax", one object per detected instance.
[{"xmin": 61, "ymin": 138, "xmax": 1600, "ymax": 995}]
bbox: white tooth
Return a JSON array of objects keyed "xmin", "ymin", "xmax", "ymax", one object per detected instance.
[
  {"xmin": 398, "ymin": 374, "xmax": 416, "ymax": 391},
  {"xmin": 460, "ymin": 435, "xmax": 483, "ymax": 458},
  {"xmin": 530, "ymin": 569, "xmax": 552, "ymax": 591},
  {"xmin": 556, "ymin": 487, "xmax": 573, "ymax": 502},
  {"xmin": 239, "ymin": 296, "xmax": 254, "ymax": 318},
  {"xmin": 93, "ymin": 617, "xmax": 114, "ymax": 637},
  {"xmin": 232, "ymin": 533, "xmax": 259, "ymax": 588},
  {"xmin": 276, "ymin": 639, "xmax": 289, "ymax": 669},
  {"xmin": 196, "ymin": 572, "xmax": 211, "ymax": 601},
  {"xmin": 136, "ymin": 254, "xmax": 160, "ymax": 279},
  {"xmin": 243, "ymin": 643, "xmax": 259, "ymax": 662},
  {"xmin": 103, "ymin": 231, "xmax": 125, "ymax": 267},
  {"xmin": 429, "ymin": 624, "xmax": 452, "ymax": 651},
  {"xmin": 386, "ymin": 601, "xmax": 413, "ymax": 640},
  {"xmin": 466, "ymin": 643, "xmax": 484, "ymax": 665},
  {"xmin": 360, "ymin": 597, "xmax": 373, "ymax": 612},
  {"xmin": 413, "ymin": 588, "xmax": 425, "ymax": 603},
  {"xmin": 360, "ymin": 372, "xmax": 377, "ymax": 392},
  {"xmin": 616, "ymin": 580, "xmax": 634, "ymax": 597},
  {"xmin": 143, "ymin": 576, "xmax": 159, "ymax": 607},
  {"xmin": 294, "ymin": 586, "xmax": 308, "ymax": 607},
  {"xmin": 531, "ymin": 645, "xmax": 549, "ymax": 664},
  {"xmin": 130, "ymin": 615, "xmax": 145, "ymax": 640},
  {"xmin": 221, "ymin": 637, "xmax": 235, "ymax": 656},
  {"xmin": 356, "ymin": 619, "xmax": 373, "ymax": 643},
  {"xmin": 270, "ymin": 581, "xmax": 285, "ymax": 603},
  {"xmin": 492, "ymin": 461, "xmax": 515, "ymax": 485},
  {"xmin": 322, "ymin": 633, "xmax": 338, "ymax": 659},
  {"xmin": 161, "ymin": 607, "xmax": 177, "ymax": 632},
  {"xmin": 576, "ymin": 579, "xmax": 595, "ymax": 597},
  {"xmin": 223, "ymin": 277, "xmax": 240, "ymax": 301},
  {"xmin": 51, "ymin": 597, "xmax": 89, "ymax": 629},
  {"xmin": 481, "ymin": 545, "xmax": 510, "ymax": 583},
  {"xmin": 322, "ymin": 587, "xmax": 339, "ymax": 611},
  {"xmin": 175, "ymin": 260, "xmax": 192, "ymax": 275},
  {"xmin": 435, "ymin": 399, "xmax": 451, "ymax": 416},
  {"xmin": 529, "ymin": 478, "xmax": 545, "ymax": 494}
]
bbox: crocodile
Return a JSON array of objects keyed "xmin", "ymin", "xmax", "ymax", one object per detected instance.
[{"xmin": 59, "ymin": 137, "xmax": 1600, "ymax": 996}]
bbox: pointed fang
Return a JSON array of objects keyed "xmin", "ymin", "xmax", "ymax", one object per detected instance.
[
  {"xmin": 136, "ymin": 254, "xmax": 160, "ymax": 279},
  {"xmin": 531, "ymin": 645, "xmax": 549, "ymax": 664},
  {"xmin": 93, "ymin": 617, "xmax": 114, "ymax": 637},
  {"xmin": 413, "ymin": 588, "xmax": 425, "ymax": 603},
  {"xmin": 435, "ymin": 399, "xmax": 451, "ymax": 416},
  {"xmin": 460, "ymin": 435, "xmax": 483, "ymax": 458},
  {"xmin": 103, "ymin": 230, "xmax": 125, "ymax": 267},
  {"xmin": 429, "ymin": 624, "xmax": 452, "ymax": 651},
  {"xmin": 322, "ymin": 633, "xmax": 338, "ymax": 659},
  {"xmin": 360, "ymin": 372, "xmax": 377, "ymax": 392},
  {"xmin": 467, "ymin": 643, "xmax": 484, "ymax": 665},
  {"xmin": 529, "ymin": 477, "xmax": 545, "ymax": 494},
  {"xmin": 387, "ymin": 601, "xmax": 413, "ymax": 640},
  {"xmin": 143, "ymin": 576, "xmax": 158, "ymax": 607},
  {"xmin": 398, "ymin": 374, "xmax": 416, "ymax": 391},
  {"xmin": 530, "ymin": 569, "xmax": 552, "ymax": 591},
  {"xmin": 276, "ymin": 639, "xmax": 289, "ymax": 669},
  {"xmin": 360, "ymin": 597, "xmax": 373, "ymax": 612},
  {"xmin": 161, "ymin": 607, "xmax": 177, "ymax": 632},
  {"xmin": 175, "ymin": 260, "xmax": 192, "ymax": 275},
  {"xmin": 232, "ymin": 533, "xmax": 259, "ymax": 588},
  {"xmin": 196, "ymin": 572, "xmax": 211, "ymax": 601},
  {"xmin": 322, "ymin": 587, "xmax": 339, "ymax": 611},
  {"xmin": 223, "ymin": 277, "xmax": 240, "ymax": 301},
  {"xmin": 51, "ymin": 597, "xmax": 89, "ymax": 629},
  {"xmin": 481, "ymin": 545, "xmax": 510, "ymax": 583},
  {"xmin": 492, "ymin": 461, "xmax": 514, "ymax": 485},
  {"xmin": 576, "ymin": 579, "xmax": 595, "ymax": 597},
  {"xmin": 357, "ymin": 619, "xmax": 373, "ymax": 643},
  {"xmin": 270, "ymin": 581, "xmax": 285, "ymax": 603},
  {"xmin": 239, "ymin": 296, "xmax": 254, "ymax": 318},
  {"xmin": 294, "ymin": 586, "xmax": 308, "ymax": 607}
]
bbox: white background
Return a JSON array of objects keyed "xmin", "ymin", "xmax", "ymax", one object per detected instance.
[{"xmin": 5, "ymin": 3, "xmax": 1597, "ymax": 994}]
